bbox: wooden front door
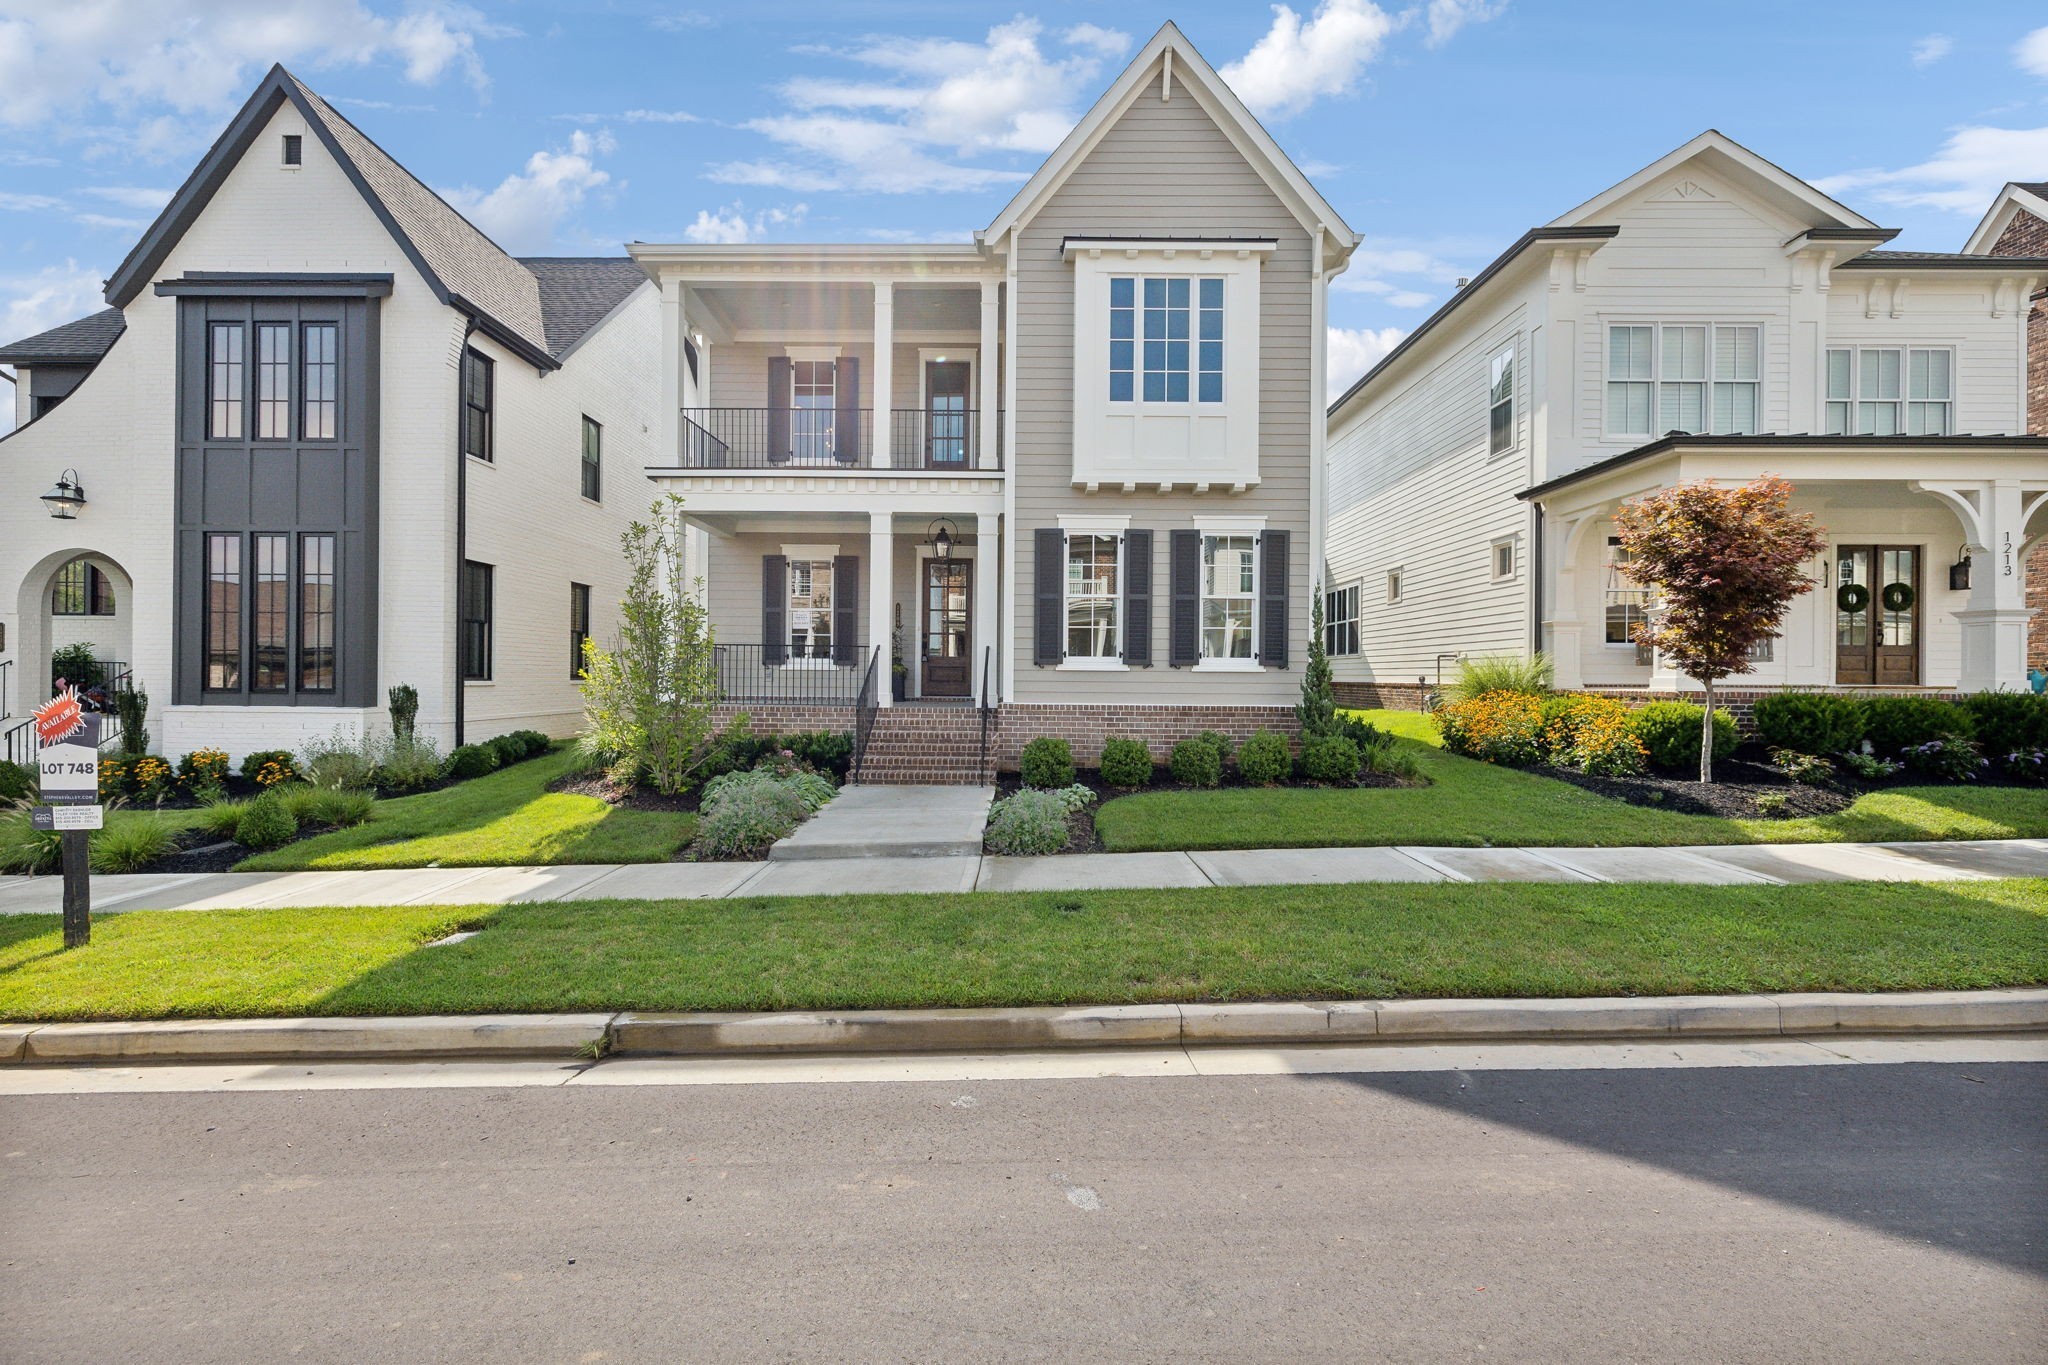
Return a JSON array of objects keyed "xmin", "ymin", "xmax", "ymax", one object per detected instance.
[
  {"xmin": 1835, "ymin": 545, "xmax": 1921, "ymax": 686},
  {"xmin": 922, "ymin": 559, "xmax": 972, "ymax": 696}
]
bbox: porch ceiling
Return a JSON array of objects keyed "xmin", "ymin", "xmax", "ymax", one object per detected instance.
[{"xmin": 691, "ymin": 281, "xmax": 982, "ymax": 341}]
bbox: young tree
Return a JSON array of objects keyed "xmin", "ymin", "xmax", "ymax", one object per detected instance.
[
  {"xmin": 579, "ymin": 494, "xmax": 742, "ymax": 794},
  {"xmin": 1297, "ymin": 586, "xmax": 1337, "ymax": 738},
  {"xmin": 1611, "ymin": 476, "xmax": 1826, "ymax": 782}
]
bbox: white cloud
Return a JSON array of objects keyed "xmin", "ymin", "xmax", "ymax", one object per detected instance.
[
  {"xmin": 650, "ymin": 10, "xmax": 714, "ymax": 32},
  {"xmin": 681, "ymin": 201, "xmax": 808, "ymax": 244},
  {"xmin": 557, "ymin": 109, "xmax": 700, "ymax": 125},
  {"xmin": 0, "ymin": 1, "xmax": 512, "ymax": 134},
  {"xmin": 1327, "ymin": 325, "xmax": 1406, "ymax": 401},
  {"xmin": 1814, "ymin": 125, "xmax": 2048, "ymax": 213},
  {"xmin": 710, "ymin": 18, "xmax": 1126, "ymax": 194},
  {"xmin": 1910, "ymin": 34, "xmax": 1952, "ymax": 68},
  {"xmin": 1220, "ymin": 0, "xmax": 1403, "ymax": 121},
  {"xmin": 1336, "ymin": 277, "xmax": 1434, "ymax": 308},
  {"xmin": 0, "ymin": 192, "xmax": 66, "ymax": 212},
  {"xmin": 442, "ymin": 129, "xmax": 614, "ymax": 253},
  {"xmin": 2017, "ymin": 26, "xmax": 2048, "ymax": 78},
  {"xmin": 0, "ymin": 261, "xmax": 107, "ymax": 346},
  {"xmin": 1424, "ymin": 0, "xmax": 1506, "ymax": 48},
  {"xmin": 79, "ymin": 185, "xmax": 173, "ymax": 210}
]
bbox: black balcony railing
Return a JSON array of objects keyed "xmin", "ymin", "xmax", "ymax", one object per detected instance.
[
  {"xmin": 678, "ymin": 408, "xmax": 1001, "ymax": 471},
  {"xmin": 712, "ymin": 643, "xmax": 870, "ymax": 706}
]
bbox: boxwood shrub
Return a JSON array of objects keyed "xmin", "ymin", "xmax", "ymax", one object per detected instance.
[
  {"xmin": 1236, "ymin": 730, "xmax": 1291, "ymax": 786},
  {"xmin": 1097, "ymin": 737, "xmax": 1154, "ymax": 789},
  {"xmin": 1752, "ymin": 691, "xmax": 1865, "ymax": 756},
  {"xmin": 1300, "ymin": 734, "xmax": 1361, "ymax": 785},
  {"xmin": 1169, "ymin": 734, "xmax": 1224, "ymax": 788},
  {"xmin": 1627, "ymin": 702, "xmax": 1738, "ymax": 772},
  {"xmin": 443, "ymin": 743, "xmax": 501, "ymax": 781},
  {"xmin": 1860, "ymin": 696, "xmax": 1974, "ymax": 757},
  {"xmin": 1019, "ymin": 736, "xmax": 1076, "ymax": 789},
  {"xmin": 1957, "ymin": 691, "xmax": 2048, "ymax": 755}
]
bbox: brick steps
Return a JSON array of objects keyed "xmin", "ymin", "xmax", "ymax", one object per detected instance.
[{"xmin": 857, "ymin": 707, "xmax": 990, "ymax": 784}]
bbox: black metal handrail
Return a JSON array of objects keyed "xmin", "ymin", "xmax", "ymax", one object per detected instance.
[
  {"xmin": 676, "ymin": 408, "xmax": 1002, "ymax": 471},
  {"xmin": 2, "ymin": 667, "xmax": 133, "ymax": 767},
  {"xmin": 976, "ymin": 643, "xmax": 995, "ymax": 784},
  {"xmin": 851, "ymin": 646, "xmax": 880, "ymax": 783},
  {"xmin": 51, "ymin": 657, "xmax": 130, "ymax": 695},
  {"xmin": 712, "ymin": 643, "xmax": 870, "ymax": 706},
  {"xmin": 2, "ymin": 717, "xmax": 31, "ymax": 768},
  {"xmin": 0, "ymin": 660, "xmax": 11, "ymax": 722},
  {"xmin": 888, "ymin": 409, "xmax": 999, "ymax": 470}
]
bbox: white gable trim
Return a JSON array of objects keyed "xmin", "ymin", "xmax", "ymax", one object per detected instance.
[
  {"xmin": 1547, "ymin": 130, "xmax": 1879, "ymax": 233},
  {"xmin": 1964, "ymin": 183, "xmax": 2048, "ymax": 256},
  {"xmin": 980, "ymin": 22, "xmax": 1357, "ymax": 268}
]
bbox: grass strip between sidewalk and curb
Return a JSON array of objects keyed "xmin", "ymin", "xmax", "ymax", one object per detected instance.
[{"xmin": 0, "ymin": 877, "xmax": 2041, "ymax": 1022}]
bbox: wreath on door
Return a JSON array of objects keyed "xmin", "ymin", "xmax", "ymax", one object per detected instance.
[
  {"xmin": 1836, "ymin": 582, "xmax": 1870, "ymax": 613},
  {"xmin": 1881, "ymin": 581, "xmax": 1915, "ymax": 613}
]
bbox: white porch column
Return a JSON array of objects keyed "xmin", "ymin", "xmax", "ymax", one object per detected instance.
[
  {"xmin": 975, "ymin": 511, "xmax": 1000, "ymax": 700},
  {"xmin": 1955, "ymin": 479, "xmax": 2031, "ymax": 692},
  {"xmin": 869, "ymin": 511, "xmax": 893, "ymax": 706},
  {"xmin": 871, "ymin": 281, "xmax": 894, "ymax": 468},
  {"xmin": 659, "ymin": 277, "xmax": 685, "ymax": 463},
  {"xmin": 978, "ymin": 279, "xmax": 1000, "ymax": 469},
  {"xmin": 1543, "ymin": 512, "xmax": 1591, "ymax": 690}
]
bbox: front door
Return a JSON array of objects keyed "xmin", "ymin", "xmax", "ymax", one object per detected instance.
[
  {"xmin": 922, "ymin": 559, "xmax": 972, "ymax": 696},
  {"xmin": 924, "ymin": 360, "xmax": 970, "ymax": 468},
  {"xmin": 1835, "ymin": 545, "xmax": 1920, "ymax": 686}
]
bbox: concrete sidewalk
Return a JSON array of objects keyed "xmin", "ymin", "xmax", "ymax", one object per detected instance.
[{"xmin": 1, "ymin": 836, "xmax": 2044, "ymax": 915}]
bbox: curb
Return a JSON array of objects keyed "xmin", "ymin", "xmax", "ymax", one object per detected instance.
[{"xmin": 3, "ymin": 989, "xmax": 2045, "ymax": 1065}]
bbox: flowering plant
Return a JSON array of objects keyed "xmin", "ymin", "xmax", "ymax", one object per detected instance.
[
  {"xmin": 129, "ymin": 756, "xmax": 176, "ymax": 801},
  {"xmin": 1901, "ymin": 737, "xmax": 1987, "ymax": 783},
  {"xmin": 1434, "ymin": 689, "xmax": 1546, "ymax": 767}
]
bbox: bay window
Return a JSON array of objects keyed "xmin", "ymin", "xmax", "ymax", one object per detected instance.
[
  {"xmin": 1824, "ymin": 347, "xmax": 1951, "ymax": 435},
  {"xmin": 1605, "ymin": 322, "xmax": 1760, "ymax": 438}
]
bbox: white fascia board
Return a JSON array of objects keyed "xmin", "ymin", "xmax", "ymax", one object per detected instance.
[
  {"xmin": 1963, "ymin": 184, "xmax": 2048, "ymax": 255},
  {"xmin": 1548, "ymin": 130, "xmax": 1879, "ymax": 232}
]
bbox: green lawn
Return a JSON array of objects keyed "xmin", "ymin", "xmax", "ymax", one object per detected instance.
[
  {"xmin": 1, "ymin": 878, "xmax": 2041, "ymax": 1021},
  {"xmin": 233, "ymin": 747, "xmax": 694, "ymax": 871},
  {"xmin": 1093, "ymin": 710, "xmax": 2048, "ymax": 853}
]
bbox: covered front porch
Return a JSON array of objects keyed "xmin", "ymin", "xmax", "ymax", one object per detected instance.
[{"xmin": 1526, "ymin": 435, "xmax": 2048, "ymax": 694}]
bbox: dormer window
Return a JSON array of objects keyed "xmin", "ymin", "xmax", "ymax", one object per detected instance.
[{"xmin": 282, "ymin": 134, "xmax": 303, "ymax": 166}]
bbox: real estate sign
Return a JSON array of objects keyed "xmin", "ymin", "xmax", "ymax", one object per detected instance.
[{"xmin": 36, "ymin": 707, "xmax": 100, "ymax": 806}]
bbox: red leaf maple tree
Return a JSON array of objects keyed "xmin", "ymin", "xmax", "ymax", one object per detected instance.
[{"xmin": 1611, "ymin": 475, "xmax": 1827, "ymax": 782}]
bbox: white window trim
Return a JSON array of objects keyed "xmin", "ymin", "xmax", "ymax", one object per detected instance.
[
  {"xmin": 783, "ymin": 549, "xmax": 839, "ymax": 669},
  {"xmin": 1603, "ymin": 320, "xmax": 1763, "ymax": 439},
  {"xmin": 783, "ymin": 345, "xmax": 842, "ymax": 362},
  {"xmin": 916, "ymin": 347, "xmax": 975, "ymax": 411},
  {"xmin": 1323, "ymin": 581, "xmax": 1361, "ymax": 657},
  {"xmin": 1386, "ymin": 568, "xmax": 1404, "ymax": 604},
  {"xmin": 1821, "ymin": 345, "xmax": 1956, "ymax": 436},
  {"xmin": 1603, "ymin": 536, "xmax": 1652, "ymax": 653},
  {"xmin": 1058, "ymin": 522, "xmax": 1127, "ymax": 671},
  {"xmin": 1490, "ymin": 536, "xmax": 1518, "ymax": 583},
  {"xmin": 1194, "ymin": 527, "xmax": 1261, "ymax": 671},
  {"xmin": 1488, "ymin": 342, "xmax": 1516, "ymax": 458}
]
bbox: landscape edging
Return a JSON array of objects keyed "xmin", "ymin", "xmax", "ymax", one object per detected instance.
[{"xmin": 4, "ymin": 989, "xmax": 2045, "ymax": 1064}]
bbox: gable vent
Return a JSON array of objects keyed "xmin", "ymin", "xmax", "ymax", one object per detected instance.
[{"xmin": 282, "ymin": 134, "xmax": 303, "ymax": 166}]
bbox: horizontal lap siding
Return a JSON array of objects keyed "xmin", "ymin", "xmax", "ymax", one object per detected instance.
[{"xmin": 1013, "ymin": 69, "xmax": 1310, "ymax": 708}]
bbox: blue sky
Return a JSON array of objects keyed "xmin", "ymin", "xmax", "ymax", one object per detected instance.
[{"xmin": 3, "ymin": 0, "xmax": 2047, "ymax": 400}]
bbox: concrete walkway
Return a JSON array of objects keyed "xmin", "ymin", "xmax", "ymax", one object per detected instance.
[
  {"xmin": 770, "ymin": 784, "xmax": 994, "ymax": 861},
  {"xmin": 1, "ymin": 837, "xmax": 2043, "ymax": 914}
]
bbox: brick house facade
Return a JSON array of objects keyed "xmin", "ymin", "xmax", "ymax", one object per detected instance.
[{"xmin": 1989, "ymin": 202, "xmax": 2048, "ymax": 674}]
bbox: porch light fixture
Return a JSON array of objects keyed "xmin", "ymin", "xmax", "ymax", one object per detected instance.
[
  {"xmin": 1948, "ymin": 551, "xmax": 1971, "ymax": 592},
  {"xmin": 40, "ymin": 469, "xmax": 86, "ymax": 519},
  {"xmin": 928, "ymin": 517, "xmax": 957, "ymax": 560}
]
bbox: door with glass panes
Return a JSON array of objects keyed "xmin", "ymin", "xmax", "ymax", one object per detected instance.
[
  {"xmin": 1834, "ymin": 545, "xmax": 1919, "ymax": 686},
  {"xmin": 922, "ymin": 560, "xmax": 972, "ymax": 696}
]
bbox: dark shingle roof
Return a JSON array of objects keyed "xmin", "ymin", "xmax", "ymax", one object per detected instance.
[
  {"xmin": 1838, "ymin": 249, "xmax": 2048, "ymax": 268},
  {"xmin": 0, "ymin": 308, "xmax": 125, "ymax": 366},
  {"xmin": 2016, "ymin": 182, "xmax": 2048, "ymax": 197},
  {"xmin": 518, "ymin": 258, "xmax": 651, "ymax": 357}
]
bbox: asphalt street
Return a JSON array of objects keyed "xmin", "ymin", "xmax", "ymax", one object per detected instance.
[{"xmin": 3, "ymin": 1051, "xmax": 2043, "ymax": 1362}]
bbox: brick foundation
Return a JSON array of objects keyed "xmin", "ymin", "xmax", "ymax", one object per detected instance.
[
  {"xmin": 1332, "ymin": 681, "xmax": 1429, "ymax": 712},
  {"xmin": 710, "ymin": 703, "xmax": 859, "ymax": 738},
  {"xmin": 991, "ymin": 703, "xmax": 1300, "ymax": 768}
]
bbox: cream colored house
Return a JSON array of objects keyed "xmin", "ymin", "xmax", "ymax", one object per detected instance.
[
  {"xmin": 633, "ymin": 24, "xmax": 1357, "ymax": 778},
  {"xmin": 1324, "ymin": 132, "xmax": 2048, "ymax": 708}
]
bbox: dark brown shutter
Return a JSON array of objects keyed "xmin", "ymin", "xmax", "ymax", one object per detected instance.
[
  {"xmin": 834, "ymin": 357, "xmax": 860, "ymax": 464},
  {"xmin": 832, "ymin": 555, "xmax": 859, "ymax": 665},
  {"xmin": 1169, "ymin": 530, "xmax": 1200, "ymax": 667},
  {"xmin": 766, "ymin": 356, "xmax": 791, "ymax": 464},
  {"xmin": 762, "ymin": 555, "xmax": 787, "ymax": 664},
  {"xmin": 1260, "ymin": 530, "xmax": 1289, "ymax": 668},
  {"xmin": 1122, "ymin": 530, "xmax": 1152, "ymax": 666},
  {"xmin": 1034, "ymin": 527, "xmax": 1064, "ymax": 665}
]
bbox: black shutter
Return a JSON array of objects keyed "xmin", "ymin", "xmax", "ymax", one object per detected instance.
[
  {"xmin": 1034, "ymin": 528, "xmax": 1064, "ymax": 665},
  {"xmin": 833, "ymin": 555, "xmax": 859, "ymax": 665},
  {"xmin": 1123, "ymin": 530, "xmax": 1152, "ymax": 666},
  {"xmin": 767, "ymin": 356, "xmax": 791, "ymax": 464},
  {"xmin": 1260, "ymin": 530, "xmax": 1290, "ymax": 668},
  {"xmin": 762, "ymin": 555, "xmax": 787, "ymax": 665},
  {"xmin": 1169, "ymin": 530, "xmax": 1200, "ymax": 667},
  {"xmin": 834, "ymin": 357, "xmax": 860, "ymax": 464}
]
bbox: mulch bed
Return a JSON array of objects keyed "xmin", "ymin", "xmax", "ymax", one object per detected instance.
[
  {"xmin": 548, "ymin": 771, "xmax": 703, "ymax": 815},
  {"xmin": 124, "ymin": 821, "xmax": 351, "ymax": 877},
  {"xmin": 1537, "ymin": 758, "xmax": 1854, "ymax": 819}
]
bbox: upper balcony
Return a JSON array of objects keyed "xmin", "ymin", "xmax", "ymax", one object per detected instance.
[{"xmin": 679, "ymin": 406, "xmax": 1002, "ymax": 471}]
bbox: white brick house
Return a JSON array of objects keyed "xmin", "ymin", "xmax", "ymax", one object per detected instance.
[
  {"xmin": 0, "ymin": 66, "xmax": 657, "ymax": 764},
  {"xmin": 1324, "ymin": 131, "xmax": 2048, "ymax": 706}
]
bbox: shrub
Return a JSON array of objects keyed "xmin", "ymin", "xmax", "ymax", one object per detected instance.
[
  {"xmin": 706, "ymin": 766, "xmax": 838, "ymax": 817},
  {"xmin": 1958, "ymin": 691, "xmax": 2048, "ymax": 754},
  {"xmin": 1366, "ymin": 745, "xmax": 1424, "ymax": 781},
  {"xmin": 985, "ymin": 784, "xmax": 1094, "ymax": 856},
  {"xmin": 1628, "ymin": 703, "xmax": 1738, "ymax": 773},
  {"xmin": 1194, "ymin": 730, "xmax": 1235, "ymax": 765},
  {"xmin": 234, "ymin": 795, "xmax": 299, "ymax": 850},
  {"xmin": 1753, "ymin": 692, "xmax": 1865, "ymax": 756},
  {"xmin": 96, "ymin": 755, "xmax": 131, "ymax": 801},
  {"xmin": 443, "ymin": 744, "xmax": 501, "ymax": 781},
  {"xmin": 1434, "ymin": 690, "xmax": 1546, "ymax": 767},
  {"xmin": 693, "ymin": 773, "xmax": 815, "ymax": 860},
  {"xmin": 240, "ymin": 749, "xmax": 300, "ymax": 788},
  {"xmin": 299, "ymin": 728, "xmax": 379, "ymax": 791},
  {"xmin": 1446, "ymin": 652, "xmax": 1552, "ymax": 703},
  {"xmin": 0, "ymin": 800, "xmax": 60, "ymax": 874},
  {"xmin": 1861, "ymin": 696, "xmax": 1973, "ymax": 757},
  {"xmin": 0, "ymin": 762, "xmax": 34, "ymax": 802},
  {"xmin": 1770, "ymin": 750, "xmax": 1835, "ymax": 787},
  {"xmin": 90, "ymin": 813, "xmax": 176, "ymax": 874},
  {"xmin": 786, "ymin": 730, "xmax": 854, "ymax": 776},
  {"xmin": 178, "ymin": 748, "xmax": 231, "ymax": 792},
  {"xmin": 196, "ymin": 798, "xmax": 251, "ymax": 841},
  {"xmin": 507, "ymin": 729, "xmax": 554, "ymax": 760},
  {"xmin": 1753, "ymin": 793, "xmax": 1790, "ymax": 818},
  {"xmin": 1335, "ymin": 714, "xmax": 1393, "ymax": 763},
  {"xmin": 1300, "ymin": 734, "xmax": 1361, "ymax": 785},
  {"xmin": 1838, "ymin": 751, "xmax": 1902, "ymax": 782},
  {"xmin": 371, "ymin": 734, "xmax": 444, "ymax": 792},
  {"xmin": 1236, "ymin": 731, "xmax": 1291, "ymax": 786},
  {"xmin": 387, "ymin": 683, "xmax": 420, "ymax": 743},
  {"xmin": 486, "ymin": 735, "xmax": 527, "ymax": 767},
  {"xmin": 128, "ymin": 755, "xmax": 176, "ymax": 802},
  {"xmin": 50, "ymin": 643, "xmax": 104, "ymax": 691},
  {"xmin": 278, "ymin": 785, "xmax": 374, "ymax": 829},
  {"xmin": 1169, "ymin": 735, "xmax": 1224, "ymax": 788},
  {"xmin": 1019, "ymin": 736, "xmax": 1076, "ymax": 789},
  {"xmin": 2001, "ymin": 748, "xmax": 2048, "ymax": 785},
  {"xmin": 115, "ymin": 684, "xmax": 150, "ymax": 757},
  {"xmin": 1539, "ymin": 694, "xmax": 1645, "ymax": 776},
  {"xmin": 1097, "ymin": 737, "xmax": 1153, "ymax": 790},
  {"xmin": 1902, "ymin": 737, "xmax": 1987, "ymax": 783}
]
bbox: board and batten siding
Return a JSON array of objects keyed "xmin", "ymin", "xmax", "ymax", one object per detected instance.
[{"xmin": 1010, "ymin": 68, "xmax": 1312, "ymax": 705}]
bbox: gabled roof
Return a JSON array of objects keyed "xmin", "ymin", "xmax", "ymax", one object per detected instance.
[
  {"xmin": 1963, "ymin": 181, "xmax": 2048, "ymax": 256},
  {"xmin": 0, "ymin": 308, "xmax": 126, "ymax": 366},
  {"xmin": 103, "ymin": 65, "xmax": 558, "ymax": 368},
  {"xmin": 518, "ymin": 258, "xmax": 654, "ymax": 359},
  {"xmin": 1548, "ymin": 130, "xmax": 1881, "ymax": 234},
  {"xmin": 980, "ymin": 22, "xmax": 1358, "ymax": 269}
]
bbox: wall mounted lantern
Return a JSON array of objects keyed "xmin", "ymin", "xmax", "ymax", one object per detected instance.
[
  {"xmin": 1948, "ymin": 549, "xmax": 1971, "ymax": 592},
  {"xmin": 40, "ymin": 469, "xmax": 86, "ymax": 519}
]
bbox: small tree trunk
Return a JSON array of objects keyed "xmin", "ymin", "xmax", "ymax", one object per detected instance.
[{"xmin": 1699, "ymin": 676, "xmax": 1715, "ymax": 784}]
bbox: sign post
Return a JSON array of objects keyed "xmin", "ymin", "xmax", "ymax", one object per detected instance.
[{"xmin": 32, "ymin": 691, "xmax": 99, "ymax": 949}]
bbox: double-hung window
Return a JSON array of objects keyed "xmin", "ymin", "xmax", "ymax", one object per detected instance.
[
  {"xmin": 1605, "ymin": 323, "xmax": 1760, "ymax": 438},
  {"xmin": 462, "ymin": 348, "xmax": 494, "ymax": 461},
  {"xmin": 1824, "ymin": 347, "xmax": 1952, "ymax": 435},
  {"xmin": 1064, "ymin": 533, "xmax": 1121, "ymax": 661},
  {"xmin": 1323, "ymin": 583, "xmax": 1360, "ymax": 656},
  {"xmin": 1200, "ymin": 534, "xmax": 1257, "ymax": 661},
  {"xmin": 788, "ymin": 559, "xmax": 833, "ymax": 660},
  {"xmin": 580, "ymin": 416, "xmax": 602, "ymax": 501},
  {"xmin": 1110, "ymin": 276, "xmax": 1224, "ymax": 404},
  {"xmin": 1604, "ymin": 537, "xmax": 1651, "ymax": 653},
  {"xmin": 1488, "ymin": 345, "xmax": 1515, "ymax": 456}
]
